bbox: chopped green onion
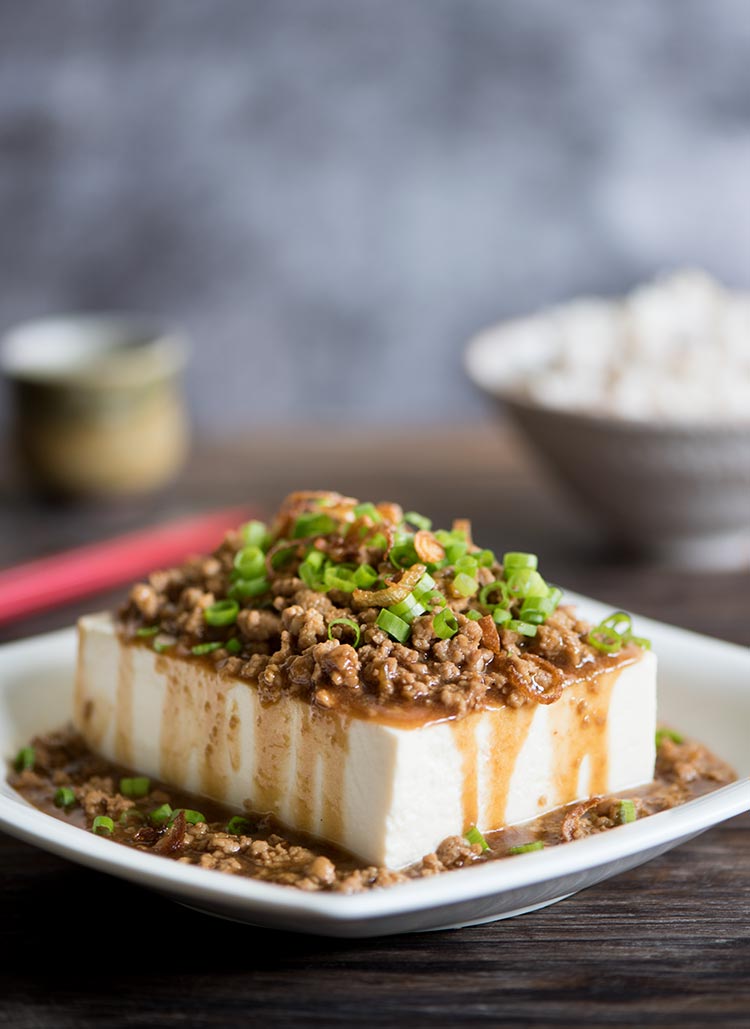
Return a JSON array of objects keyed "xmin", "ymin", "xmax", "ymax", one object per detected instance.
[
  {"xmin": 327, "ymin": 618, "xmax": 361, "ymax": 648},
  {"xmin": 270, "ymin": 544, "xmax": 297, "ymax": 569},
  {"xmin": 479, "ymin": 580, "xmax": 510, "ymax": 608},
  {"xmin": 229, "ymin": 575, "xmax": 269, "ymax": 600},
  {"xmin": 492, "ymin": 607, "xmax": 512, "ymax": 625},
  {"xmin": 404, "ymin": 511, "xmax": 432, "ymax": 531},
  {"xmin": 368, "ymin": 532, "xmax": 388, "ymax": 551},
  {"xmin": 476, "ymin": 549, "xmax": 496, "ymax": 568},
  {"xmin": 389, "ymin": 541, "xmax": 419, "ymax": 569},
  {"xmin": 508, "ymin": 619, "xmax": 538, "ymax": 637},
  {"xmin": 149, "ymin": 803, "xmax": 173, "ymax": 826},
  {"xmin": 53, "ymin": 786, "xmax": 76, "ymax": 810},
  {"xmin": 444, "ymin": 540, "xmax": 468, "ymax": 565},
  {"xmin": 508, "ymin": 840, "xmax": 544, "ymax": 855},
  {"xmin": 587, "ymin": 626, "xmax": 623, "ymax": 654},
  {"xmin": 136, "ymin": 626, "xmax": 159, "ymax": 638},
  {"xmin": 503, "ymin": 552, "xmax": 538, "ymax": 572},
  {"xmin": 413, "ymin": 571, "xmax": 437, "ymax": 600},
  {"xmin": 599, "ymin": 611, "xmax": 632, "ymax": 636},
  {"xmin": 119, "ymin": 809, "xmax": 146, "ymax": 827},
  {"xmin": 120, "ymin": 776, "xmax": 150, "ymax": 798},
  {"xmin": 14, "ymin": 746, "xmax": 35, "ymax": 772},
  {"xmin": 204, "ymin": 599, "xmax": 240, "ymax": 627},
  {"xmin": 466, "ymin": 610, "xmax": 483, "ymax": 621},
  {"xmin": 656, "ymin": 728, "xmax": 684, "ymax": 747},
  {"xmin": 452, "ymin": 572, "xmax": 478, "ymax": 598},
  {"xmin": 227, "ymin": 815, "xmax": 252, "ymax": 835},
  {"xmin": 233, "ymin": 545, "xmax": 265, "ymax": 580},
  {"xmin": 506, "ymin": 568, "xmax": 548, "ymax": 598},
  {"xmin": 226, "ymin": 637, "xmax": 242, "ymax": 655},
  {"xmin": 191, "ymin": 641, "xmax": 223, "ymax": 656},
  {"xmin": 547, "ymin": 586, "xmax": 564, "ymax": 608},
  {"xmin": 323, "ymin": 565, "xmax": 357, "ymax": 593},
  {"xmin": 423, "ymin": 590, "xmax": 447, "ymax": 609},
  {"xmin": 388, "ymin": 593, "xmax": 427, "ymax": 624},
  {"xmin": 595, "ymin": 610, "xmax": 651, "ymax": 651},
  {"xmin": 353, "ymin": 502, "xmax": 381, "ymax": 521},
  {"xmin": 618, "ymin": 800, "xmax": 637, "ymax": 824},
  {"xmin": 240, "ymin": 520, "xmax": 270, "ymax": 549},
  {"xmin": 92, "ymin": 815, "xmax": 115, "ymax": 837},
  {"xmin": 353, "ymin": 563, "xmax": 379, "ymax": 588},
  {"xmin": 455, "ymin": 555, "xmax": 479, "ymax": 576},
  {"xmin": 169, "ymin": 808, "xmax": 206, "ymax": 825},
  {"xmin": 293, "ymin": 513, "xmax": 337, "ymax": 539},
  {"xmin": 376, "ymin": 609, "xmax": 411, "ymax": 643},
  {"xmin": 153, "ymin": 637, "xmax": 174, "ymax": 654},
  {"xmin": 465, "ymin": 825, "xmax": 490, "ymax": 851},
  {"xmin": 433, "ymin": 608, "xmax": 459, "ymax": 640},
  {"xmin": 520, "ymin": 595, "xmax": 557, "ymax": 624}
]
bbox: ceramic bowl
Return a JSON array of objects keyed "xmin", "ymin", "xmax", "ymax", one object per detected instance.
[{"xmin": 465, "ymin": 310, "xmax": 750, "ymax": 567}]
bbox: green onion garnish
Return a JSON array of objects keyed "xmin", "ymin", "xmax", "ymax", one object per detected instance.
[
  {"xmin": 226, "ymin": 637, "xmax": 242, "ymax": 655},
  {"xmin": 233, "ymin": 545, "xmax": 266, "ymax": 580},
  {"xmin": 293, "ymin": 512, "xmax": 337, "ymax": 539},
  {"xmin": 388, "ymin": 593, "xmax": 427, "ymax": 624},
  {"xmin": 169, "ymin": 808, "xmax": 206, "ymax": 825},
  {"xmin": 376, "ymin": 609, "xmax": 411, "ymax": 643},
  {"xmin": 503, "ymin": 552, "xmax": 538, "ymax": 572},
  {"xmin": 53, "ymin": 786, "xmax": 76, "ymax": 810},
  {"xmin": 136, "ymin": 626, "xmax": 159, "ymax": 638},
  {"xmin": 323, "ymin": 565, "xmax": 357, "ymax": 593},
  {"xmin": 353, "ymin": 563, "xmax": 379, "ymax": 588},
  {"xmin": 241, "ymin": 520, "xmax": 270, "ymax": 549},
  {"xmin": 476, "ymin": 549, "xmax": 496, "ymax": 568},
  {"xmin": 492, "ymin": 607, "xmax": 512, "ymax": 625},
  {"xmin": 389, "ymin": 541, "xmax": 419, "ymax": 570},
  {"xmin": 479, "ymin": 580, "xmax": 510, "ymax": 608},
  {"xmin": 149, "ymin": 803, "xmax": 173, "ymax": 826},
  {"xmin": 204, "ymin": 599, "xmax": 240, "ymax": 627},
  {"xmin": 465, "ymin": 825, "xmax": 490, "ymax": 851},
  {"xmin": 656, "ymin": 728, "xmax": 684, "ymax": 747},
  {"xmin": 191, "ymin": 641, "xmax": 223, "ymax": 656},
  {"xmin": 618, "ymin": 800, "xmax": 637, "ymax": 824},
  {"xmin": 327, "ymin": 618, "xmax": 361, "ymax": 648},
  {"xmin": 452, "ymin": 572, "xmax": 478, "ymax": 598},
  {"xmin": 92, "ymin": 815, "xmax": 115, "ymax": 836},
  {"xmin": 227, "ymin": 815, "xmax": 252, "ymax": 835},
  {"xmin": 520, "ymin": 595, "xmax": 557, "ymax": 624},
  {"xmin": 455, "ymin": 555, "xmax": 479, "ymax": 576},
  {"xmin": 229, "ymin": 576, "xmax": 269, "ymax": 600},
  {"xmin": 353, "ymin": 502, "xmax": 381, "ymax": 521},
  {"xmin": 587, "ymin": 626, "xmax": 622, "ymax": 653},
  {"xmin": 508, "ymin": 619, "xmax": 538, "ymax": 637},
  {"xmin": 403, "ymin": 511, "xmax": 432, "ymax": 531},
  {"xmin": 508, "ymin": 840, "xmax": 544, "ymax": 855},
  {"xmin": 505, "ymin": 568, "xmax": 548, "ymax": 598},
  {"xmin": 153, "ymin": 638, "xmax": 174, "ymax": 654},
  {"xmin": 433, "ymin": 608, "xmax": 459, "ymax": 640},
  {"xmin": 14, "ymin": 746, "xmax": 35, "ymax": 772},
  {"xmin": 444, "ymin": 540, "xmax": 468, "ymax": 565},
  {"xmin": 119, "ymin": 776, "xmax": 150, "ymax": 799},
  {"xmin": 466, "ymin": 610, "xmax": 483, "ymax": 621}
]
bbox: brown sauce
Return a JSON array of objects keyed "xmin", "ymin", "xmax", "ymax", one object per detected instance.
[{"xmin": 9, "ymin": 727, "xmax": 736, "ymax": 894}]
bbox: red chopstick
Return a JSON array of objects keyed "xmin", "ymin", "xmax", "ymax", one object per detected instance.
[{"xmin": 0, "ymin": 506, "xmax": 258, "ymax": 627}]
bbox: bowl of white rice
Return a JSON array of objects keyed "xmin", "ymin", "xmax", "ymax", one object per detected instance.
[{"xmin": 465, "ymin": 270, "xmax": 750, "ymax": 565}]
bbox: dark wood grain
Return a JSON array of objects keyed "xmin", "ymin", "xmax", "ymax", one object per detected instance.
[{"xmin": 1, "ymin": 424, "xmax": 749, "ymax": 1028}]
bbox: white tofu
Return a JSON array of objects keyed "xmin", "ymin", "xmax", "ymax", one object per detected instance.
[{"xmin": 74, "ymin": 612, "xmax": 657, "ymax": 869}]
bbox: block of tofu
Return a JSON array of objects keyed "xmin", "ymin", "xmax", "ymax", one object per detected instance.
[{"xmin": 75, "ymin": 612, "xmax": 657, "ymax": 870}]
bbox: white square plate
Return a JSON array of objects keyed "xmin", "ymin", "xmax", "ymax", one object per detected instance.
[{"xmin": 1, "ymin": 593, "xmax": 748, "ymax": 937}]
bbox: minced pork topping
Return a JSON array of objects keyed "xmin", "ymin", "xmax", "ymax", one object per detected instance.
[{"xmin": 118, "ymin": 491, "xmax": 648, "ymax": 719}]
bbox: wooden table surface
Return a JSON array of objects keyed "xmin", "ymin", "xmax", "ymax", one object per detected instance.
[{"xmin": 1, "ymin": 424, "xmax": 749, "ymax": 1028}]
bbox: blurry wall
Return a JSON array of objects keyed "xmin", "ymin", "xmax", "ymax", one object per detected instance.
[{"xmin": 1, "ymin": 0, "xmax": 749, "ymax": 431}]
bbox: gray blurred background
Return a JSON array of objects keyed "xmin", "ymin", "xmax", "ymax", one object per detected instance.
[{"xmin": 1, "ymin": 0, "xmax": 749, "ymax": 432}]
